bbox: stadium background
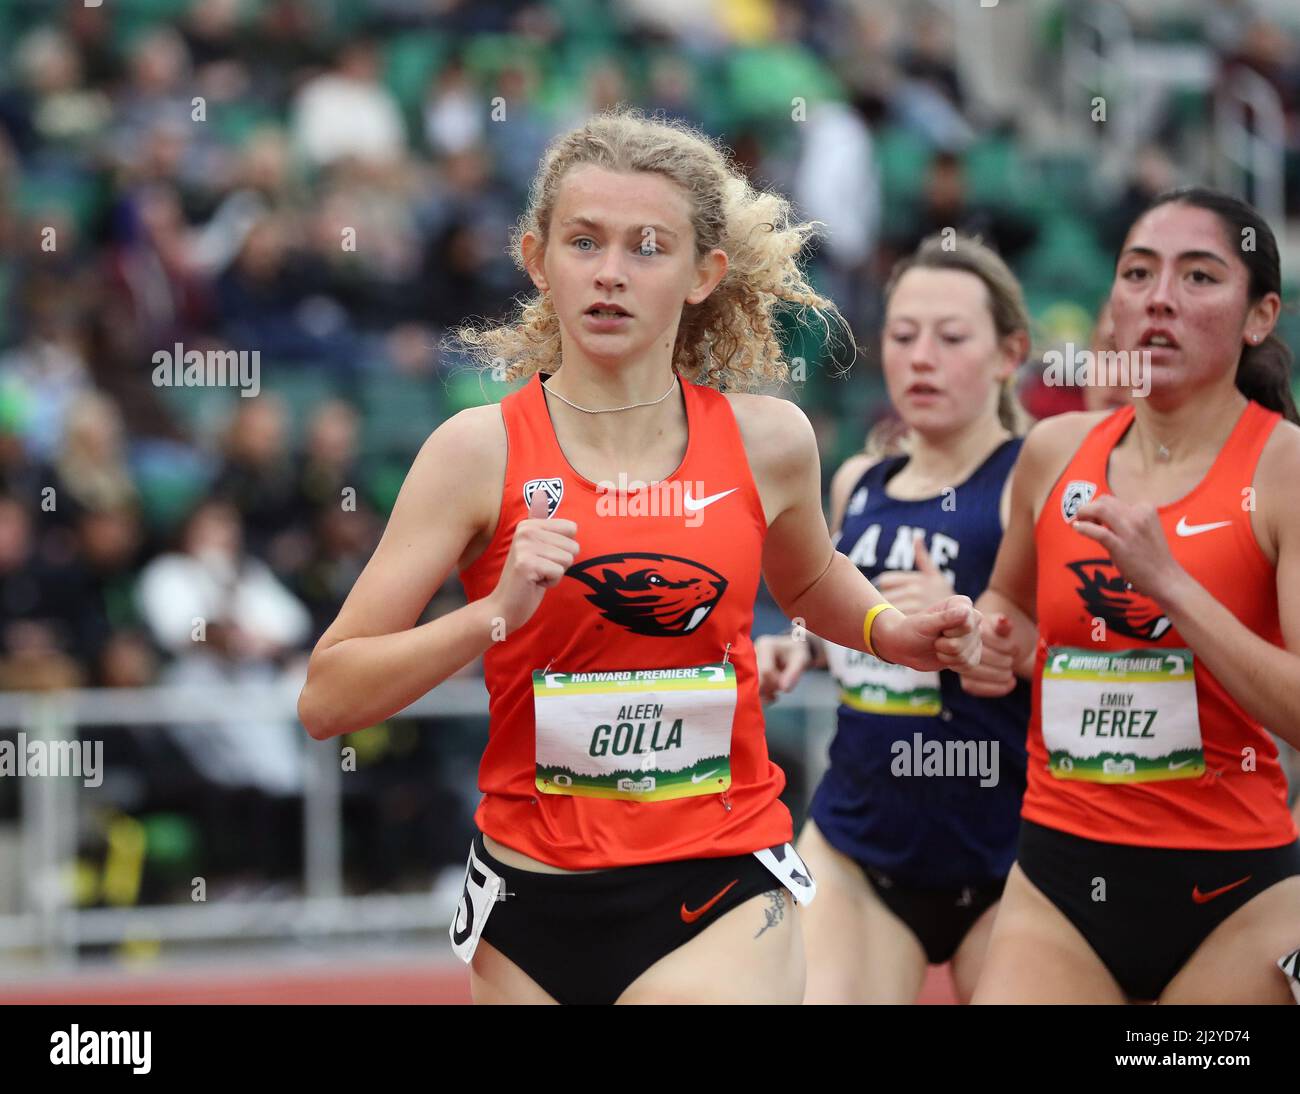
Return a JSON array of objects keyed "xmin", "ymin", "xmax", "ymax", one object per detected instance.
[{"xmin": 0, "ymin": 0, "xmax": 1298, "ymax": 1003}]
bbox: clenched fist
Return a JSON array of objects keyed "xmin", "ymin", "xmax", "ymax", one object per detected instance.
[
  {"xmin": 487, "ymin": 489, "xmax": 580, "ymax": 633},
  {"xmin": 874, "ymin": 595, "xmax": 983, "ymax": 673},
  {"xmin": 755, "ymin": 633, "xmax": 815, "ymax": 703},
  {"xmin": 959, "ymin": 612, "xmax": 1019, "ymax": 697}
]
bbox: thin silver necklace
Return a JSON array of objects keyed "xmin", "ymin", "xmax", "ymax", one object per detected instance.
[
  {"xmin": 1132, "ymin": 415, "xmax": 1172, "ymax": 461},
  {"xmin": 543, "ymin": 372, "xmax": 678, "ymax": 414}
]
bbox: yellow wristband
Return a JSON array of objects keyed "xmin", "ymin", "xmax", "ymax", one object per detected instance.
[{"xmin": 863, "ymin": 602, "xmax": 900, "ymax": 661}]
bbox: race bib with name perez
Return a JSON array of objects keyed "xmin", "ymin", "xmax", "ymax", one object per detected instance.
[{"xmin": 1041, "ymin": 646, "xmax": 1203, "ymax": 783}]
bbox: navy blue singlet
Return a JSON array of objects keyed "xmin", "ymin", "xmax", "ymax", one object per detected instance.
[{"xmin": 808, "ymin": 438, "xmax": 1031, "ymax": 887}]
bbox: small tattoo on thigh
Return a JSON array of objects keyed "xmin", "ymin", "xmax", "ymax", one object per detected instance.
[{"xmin": 753, "ymin": 889, "xmax": 785, "ymax": 939}]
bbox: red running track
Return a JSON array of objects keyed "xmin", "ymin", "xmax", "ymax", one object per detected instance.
[{"xmin": 0, "ymin": 961, "xmax": 958, "ymax": 1004}]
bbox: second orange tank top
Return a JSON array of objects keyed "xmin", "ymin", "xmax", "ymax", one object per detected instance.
[{"xmin": 1024, "ymin": 400, "xmax": 1295, "ymax": 850}]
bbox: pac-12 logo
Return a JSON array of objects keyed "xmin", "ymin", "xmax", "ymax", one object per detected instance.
[
  {"xmin": 523, "ymin": 477, "xmax": 564, "ymax": 518},
  {"xmin": 1061, "ymin": 480, "xmax": 1097, "ymax": 522},
  {"xmin": 565, "ymin": 553, "xmax": 727, "ymax": 637}
]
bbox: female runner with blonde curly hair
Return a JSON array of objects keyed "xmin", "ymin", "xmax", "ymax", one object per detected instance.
[{"xmin": 298, "ymin": 107, "xmax": 984, "ymax": 1005}]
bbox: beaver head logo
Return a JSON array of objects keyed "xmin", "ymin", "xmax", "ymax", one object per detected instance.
[
  {"xmin": 1067, "ymin": 558, "xmax": 1172, "ymax": 640},
  {"xmin": 565, "ymin": 553, "xmax": 727, "ymax": 637}
]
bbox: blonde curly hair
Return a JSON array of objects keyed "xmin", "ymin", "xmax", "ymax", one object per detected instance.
[{"xmin": 454, "ymin": 106, "xmax": 850, "ymax": 393}]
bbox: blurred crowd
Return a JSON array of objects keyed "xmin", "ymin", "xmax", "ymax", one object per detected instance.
[{"xmin": 0, "ymin": 0, "xmax": 1298, "ymax": 896}]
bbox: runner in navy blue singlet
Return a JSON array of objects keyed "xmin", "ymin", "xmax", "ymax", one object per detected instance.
[{"xmin": 757, "ymin": 235, "xmax": 1035, "ymax": 1002}]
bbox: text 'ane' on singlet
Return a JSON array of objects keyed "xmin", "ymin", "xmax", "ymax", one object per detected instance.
[{"xmin": 811, "ymin": 439, "xmax": 1031, "ymax": 886}]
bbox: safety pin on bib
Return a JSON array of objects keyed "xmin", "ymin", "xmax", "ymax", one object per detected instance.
[{"xmin": 718, "ymin": 642, "xmax": 735, "ymax": 813}]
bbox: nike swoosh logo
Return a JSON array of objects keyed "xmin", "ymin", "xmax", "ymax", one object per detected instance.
[
  {"xmin": 691, "ymin": 768, "xmax": 720, "ymax": 784},
  {"xmin": 1191, "ymin": 874, "xmax": 1253, "ymax": 904},
  {"xmin": 1168, "ymin": 759, "xmax": 1194, "ymax": 770},
  {"xmin": 1176, "ymin": 517, "xmax": 1231, "ymax": 537},
  {"xmin": 683, "ymin": 488, "xmax": 737, "ymax": 512},
  {"xmin": 681, "ymin": 878, "xmax": 739, "ymax": 923}
]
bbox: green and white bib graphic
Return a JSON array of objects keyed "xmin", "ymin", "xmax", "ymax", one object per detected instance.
[
  {"xmin": 824, "ymin": 639, "xmax": 942, "ymax": 717},
  {"xmin": 1041, "ymin": 646, "xmax": 1203, "ymax": 782},
  {"xmin": 532, "ymin": 662, "xmax": 736, "ymax": 801}
]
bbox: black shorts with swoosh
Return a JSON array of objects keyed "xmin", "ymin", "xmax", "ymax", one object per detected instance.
[
  {"xmin": 858, "ymin": 865, "xmax": 1005, "ymax": 965},
  {"xmin": 471, "ymin": 831, "xmax": 798, "ymax": 1004},
  {"xmin": 1017, "ymin": 819, "xmax": 1300, "ymax": 1000}
]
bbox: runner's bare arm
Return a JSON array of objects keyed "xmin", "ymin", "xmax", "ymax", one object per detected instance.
[
  {"xmin": 1106, "ymin": 422, "xmax": 1300, "ymax": 748},
  {"xmin": 740, "ymin": 396, "xmax": 887, "ymax": 639},
  {"xmin": 297, "ymin": 407, "xmax": 504, "ymax": 740},
  {"xmin": 979, "ymin": 414, "xmax": 1100, "ymax": 676},
  {"xmin": 736, "ymin": 395, "xmax": 978, "ymax": 670},
  {"xmin": 828, "ymin": 453, "xmax": 875, "ymax": 535},
  {"xmin": 751, "ymin": 444, "xmax": 874, "ymax": 692},
  {"xmin": 799, "ymin": 452, "xmax": 875, "ymax": 667}
]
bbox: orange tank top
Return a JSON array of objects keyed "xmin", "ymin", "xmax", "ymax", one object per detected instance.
[
  {"xmin": 1024, "ymin": 400, "xmax": 1297, "ymax": 850},
  {"xmin": 459, "ymin": 370, "xmax": 792, "ymax": 868}
]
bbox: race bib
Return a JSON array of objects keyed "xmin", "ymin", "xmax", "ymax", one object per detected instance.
[
  {"xmin": 1041, "ymin": 646, "xmax": 1203, "ymax": 782},
  {"xmin": 533, "ymin": 662, "xmax": 737, "ymax": 801},
  {"xmin": 449, "ymin": 838, "xmax": 506, "ymax": 964},
  {"xmin": 824, "ymin": 639, "xmax": 942, "ymax": 717}
]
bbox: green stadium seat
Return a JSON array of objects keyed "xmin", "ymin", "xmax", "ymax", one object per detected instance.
[
  {"xmin": 875, "ymin": 126, "xmax": 932, "ymax": 208},
  {"xmin": 111, "ymin": 0, "xmax": 194, "ymax": 20},
  {"xmin": 325, "ymin": 0, "xmax": 373, "ymax": 35},
  {"xmin": 156, "ymin": 382, "xmax": 239, "ymax": 444},
  {"xmin": 1020, "ymin": 213, "xmax": 1113, "ymax": 307},
  {"xmin": 133, "ymin": 455, "xmax": 211, "ymax": 531},
  {"xmin": 964, "ymin": 135, "xmax": 1022, "ymax": 205},
  {"xmin": 1020, "ymin": 154, "xmax": 1095, "ymax": 222},
  {"xmin": 1273, "ymin": 302, "xmax": 1300, "ymax": 376},
  {"xmin": 548, "ymin": 0, "xmax": 617, "ymax": 40},
  {"xmin": 359, "ymin": 372, "xmax": 446, "ymax": 458},
  {"xmin": 258, "ymin": 368, "xmax": 343, "ymax": 445},
  {"xmin": 463, "ymin": 35, "xmax": 540, "ymax": 84},
  {"xmin": 384, "ymin": 33, "xmax": 451, "ymax": 118},
  {"xmin": 18, "ymin": 174, "xmax": 105, "ymax": 239},
  {"xmin": 210, "ymin": 102, "xmax": 280, "ymax": 147},
  {"xmin": 364, "ymin": 460, "xmax": 408, "ymax": 516},
  {"xmin": 109, "ymin": 0, "xmax": 198, "ymax": 47},
  {"xmin": 725, "ymin": 45, "xmax": 843, "ymax": 127},
  {"xmin": 441, "ymin": 368, "xmax": 513, "ymax": 415}
]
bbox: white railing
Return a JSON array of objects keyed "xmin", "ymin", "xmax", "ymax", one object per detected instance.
[
  {"xmin": 1214, "ymin": 65, "xmax": 1287, "ymax": 230},
  {"xmin": 1062, "ymin": 0, "xmax": 1139, "ymax": 176},
  {"xmin": 1060, "ymin": 1, "xmax": 1219, "ymax": 192},
  {"xmin": 0, "ymin": 677, "xmax": 838, "ymax": 963}
]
